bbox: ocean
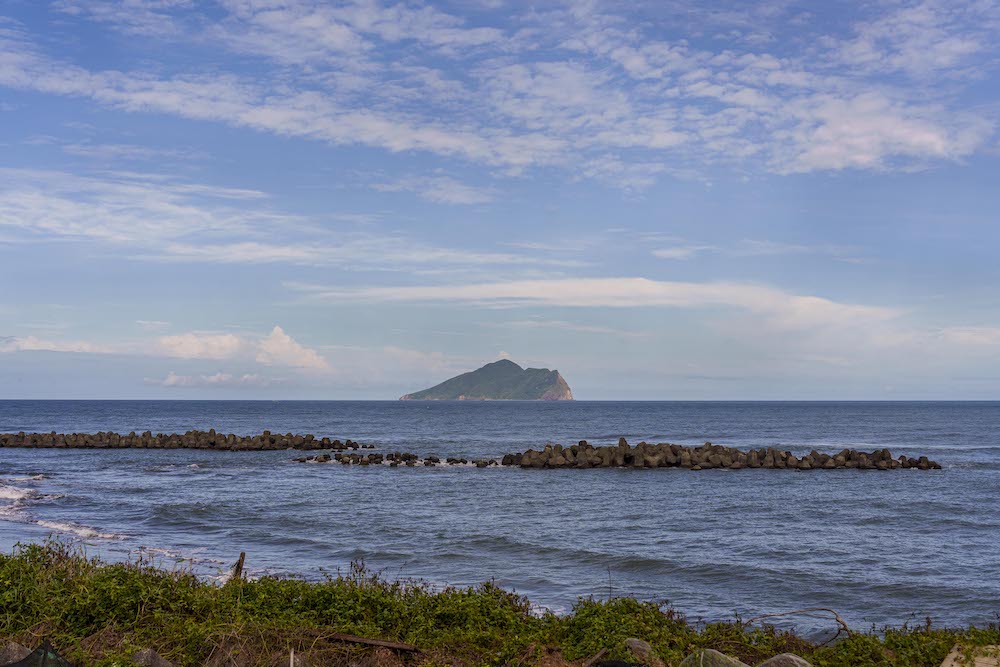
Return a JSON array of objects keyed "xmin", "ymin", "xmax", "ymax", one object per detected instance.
[{"xmin": 1, "ymin": 400, "xmax": 997, "ymax": 636}]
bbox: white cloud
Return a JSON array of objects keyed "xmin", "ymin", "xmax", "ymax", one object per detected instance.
[
  {"xmin": 62, "ymin": 141, "xmax": 205, "ymax": 162},
  {"xmin": 0, "ymin": 168, "xmax": 576, "ymax": 271},
  {"xmin": 939, "ymin": 327, "xmax": 1000, "ymax": 346},
  {"xmin": 0, "ymin": 335, "xmax": 115, "ymax": 354},
  {"xmin": 158, "ymin": 332, "xmax": 246, "ymax": 359},
  {"xmin": 256, "ymin": 325, "xmax": 329, "ymax": 370},
  {"xmin": 499, "ymin": 318, "xmax": 649, "ymax": 338},
  {"xmin": 652, "ymin": 245, "xmax": 715, "ymax": 260},
  {"xmin": 290, "ymin": 277, "xmax": 899, "ymax": 333},
  {"xmin": 835, "ymin": 1, "xmax": 988, "ymax": 78},
  {"xmin": 372, "ymin": 176, "xmax": 494, "ymax": 204},
  {"xmin": 651, "ymin": 239, "xmax": 867, "ymax": 263},
  {"xmin": 1, "ymin": 0, "xmax": 994, "ymax": 189},
  {"xmin": 136, "ymin": 320, "xmax": 170, "ymax": 331},
  {"xmin": 54, "ymin": 0, "xmax": 193, "ymax": 36},
  {"xmin": 148, "ymin": 371, "xmax": 270, "ymax": 388},
  {"xmin": 775, "ymin": 92, "xmax": 992, "ymax": 173},
  {"xmin": 0, "ymin": 168, "xmax": 274, "ymax": 244}
]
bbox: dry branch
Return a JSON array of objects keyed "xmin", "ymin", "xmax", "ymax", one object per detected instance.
[{"xmin": 327, "ymin": 633, "xmax": 418, "ymax": 652}]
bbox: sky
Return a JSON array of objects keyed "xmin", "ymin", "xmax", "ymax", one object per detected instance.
[{"xmin": 0, "ymin": 0, "xmax": 999, "ymax": 400}]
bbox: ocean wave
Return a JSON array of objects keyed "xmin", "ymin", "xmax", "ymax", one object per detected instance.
[{"xmin": 34, "ymin": 520, "xmax": 122, "ymax": 540}]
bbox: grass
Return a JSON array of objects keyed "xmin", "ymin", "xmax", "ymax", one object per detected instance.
[{"xmin": 1, "ymin": 542, "xmax": 998, "ymax": 667}]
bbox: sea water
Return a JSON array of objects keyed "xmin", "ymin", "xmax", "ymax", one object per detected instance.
[{"xmin": 1, "ymin": 400, "xmax": 997, "ymax": 635}]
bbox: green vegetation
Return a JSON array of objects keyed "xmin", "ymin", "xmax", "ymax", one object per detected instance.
[
  {"xmin": 1, "ymin": 542, "xmax": 997, "ymax": 667},
  {"xmin": 400, "ymin": 359, "xmax": 573, "ymax": 401}
]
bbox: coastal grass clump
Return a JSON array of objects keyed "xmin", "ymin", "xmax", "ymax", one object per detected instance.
[{"xmin": 1, "ymin": 542, "xmax": 997, "ymax": 667}]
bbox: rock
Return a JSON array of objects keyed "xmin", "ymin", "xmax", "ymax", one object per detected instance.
[
  {"xmin": 133, "ymin": 648, "xmax": 175, "ymax": 667},
  {"xmin": 625, "ymin": 638, "xmax": 664, "ymax": 667},
  {"xmin": 0, "ymin": 642, "xmax": 31, "ymax": 664},
  {"xmin": 755, "ymin": 655, "xmax": 812, "ymax": 667},
  {"xmin": 679, "ymin": 649, "xmax": 751, "ymax": 667}
]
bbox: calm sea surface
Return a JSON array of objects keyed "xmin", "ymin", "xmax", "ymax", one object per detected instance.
[{"xmin": 1, "ymin": 400, "xmax": 998, "ymax": 635}]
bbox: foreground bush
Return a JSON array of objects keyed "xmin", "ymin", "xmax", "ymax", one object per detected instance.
[{"xmin": 0, "ymin": 542, "xmax": 997, "ymax": 666}]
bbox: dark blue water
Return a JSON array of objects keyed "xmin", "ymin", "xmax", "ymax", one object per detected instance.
[{"xmin": 1, "ymin": 400, "xmax": 998, "ymax": 635}]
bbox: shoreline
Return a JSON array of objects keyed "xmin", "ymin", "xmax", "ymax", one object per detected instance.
[{"xmin": 1, "ymin": 542, "xmax": 997, "ymax": 667}]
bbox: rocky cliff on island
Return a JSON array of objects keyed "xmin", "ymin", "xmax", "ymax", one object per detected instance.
[{"xmin": 400, "ymin": 359, "xmax": 573, "ymax": 401}]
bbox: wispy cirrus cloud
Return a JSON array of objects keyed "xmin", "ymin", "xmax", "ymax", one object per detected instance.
[
  {"xmin": 287, "ymin": 276, "xmax": 900, "ymax": 333},
  {"xmin": 0, "ymin": 167, "xmax": 576, "ymax": 271},
  {"xmin": 652, "ymin": 239, "xmax": 868, "ymax": 263},
  {"xmin": 0, "ymin": 335, "xmax": 116, "ymax": 355},
  {"xmin": 496, "ymin": 318, "xmax": 650, "ymax": 339}
]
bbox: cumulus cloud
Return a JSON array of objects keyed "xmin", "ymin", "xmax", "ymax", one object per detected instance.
[{"xmin": 256, "ymin": 326, "xmax": 329, "ymax": 370}]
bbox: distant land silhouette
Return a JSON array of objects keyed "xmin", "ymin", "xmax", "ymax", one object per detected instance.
[{"xmin": 400, "ymin": 359, "xmax": 573, "ymax": 401}]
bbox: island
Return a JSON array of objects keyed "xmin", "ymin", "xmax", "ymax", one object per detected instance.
[{"xmin": 399, "ymin": 359, "xmax": 573, "ymax": 401}]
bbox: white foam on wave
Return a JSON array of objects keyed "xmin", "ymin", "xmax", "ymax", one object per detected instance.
[
  {"xmin": 5, "ymin": 474, "xmax": 46, "ymax": 482},
  {"xmin": 35, "ymin": 520, "xmax": 122, "ymax": 540},
  {"xmin": 0, "ymin": 504, "xmax": 25, "ymax": 519},
  {"xmin": 0, "ymin": 486, "xmax": 35, "ymax": 501}
]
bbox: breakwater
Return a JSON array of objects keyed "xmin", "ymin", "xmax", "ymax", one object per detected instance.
[
  {"xmin": 2, "ymin": 432, "xmax": 943, "ymax": 468},
  {"xmin": 295, "ymin": 438, "xmax": 942, "ymax": 470},
  {"xmin": 0, "ymin": 430, "xmax": 372, "ymax": 451},
  {"xmin": 505, "ymin": 439, "xmax": 942, "ymax": 469}
]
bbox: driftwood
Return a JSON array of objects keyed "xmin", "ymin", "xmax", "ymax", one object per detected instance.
[
  {"xmin": 231, "ymin": 552, "xmax": 245, "ymax": 581},
  {"xmin": 742, "ymin": 607, "xmax": 853, "ymax": 645},
  {"xmin": 328, "ymin": 633, "xmax": 418, "ymax": 652},
  {"xmin": 582, "ymin": 648, "xmax": 608, "ymax": 667}
]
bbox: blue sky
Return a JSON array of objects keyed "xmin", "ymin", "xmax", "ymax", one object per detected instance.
[{"xmin": 1, "ymin": 0, "xmax": 999, "ymax": 399}]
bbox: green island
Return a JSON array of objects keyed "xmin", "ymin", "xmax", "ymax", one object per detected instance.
[
  {"xmin": 400, "ymin": 360, "xmax": 573, "ymax": 401},
  {"xmin": 1, "ymin": 543, "xmax": 997, "ymax": 667}
]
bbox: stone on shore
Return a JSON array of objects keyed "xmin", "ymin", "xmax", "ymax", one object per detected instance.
[
  {"xmin": 678, "ymin": 649, "xmax": 750, "ymax": 667},
  {"xmin": 624, "ymin": 638, "xmax": 664, "ymax": 667},
  {"xmin": 939, "ymin": 645, "xmax": 1000, "ymax": 667},
  {"xmin": 0, "ymin": 641, "xmax": 31, "ymax": 664},
  {"xmin": 133, "ymin": 648, "xmax": 175, "ymax": 667}
]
